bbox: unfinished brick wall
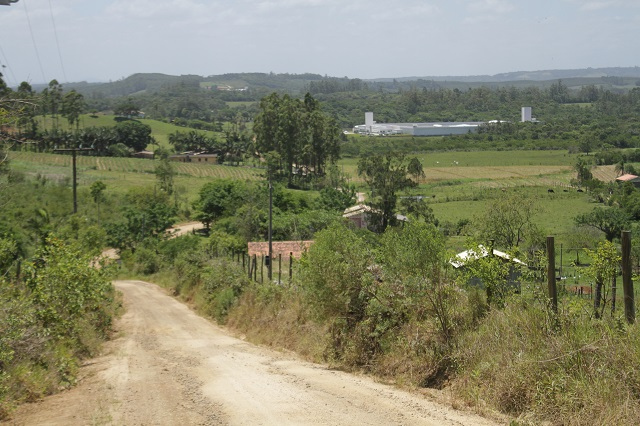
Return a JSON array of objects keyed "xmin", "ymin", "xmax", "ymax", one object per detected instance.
[{"xmin": 247, "ymin": 241, "xmax": 314, "ymax": 260}]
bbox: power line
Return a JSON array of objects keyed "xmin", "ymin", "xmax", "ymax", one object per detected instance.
[
  {"xmin": 0, "ymin": 43, "xmax": 18, "ymax": 86},
  {"xmin": 22, "ymin": 0, "xmax": 47, "ymax": 84},
  {"xmin": 48, "ymin": 0, "xmax": 67, "ymax": 83}
]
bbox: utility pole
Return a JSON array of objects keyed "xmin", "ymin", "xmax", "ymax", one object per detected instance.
[
  {"xmin": 53, "ymin": 147, "xmax": 92, "ymax": 213},
  {"xmin": 268, "ymin": 173, "xmax": 273, "ymax": 280}
]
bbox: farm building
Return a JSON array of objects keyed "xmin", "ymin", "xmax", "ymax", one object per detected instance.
[
  {"xmin": 616, "ymin": 174, "xmax": 640, "ymax": 187},
  {"xmin": 169, "ymin": 152, "xmax": 218, "ymax": 163}
]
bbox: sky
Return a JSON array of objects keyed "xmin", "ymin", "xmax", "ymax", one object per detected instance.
[{"xmin": 0, "ymin": 0, "xmax": 639, "ymax": 86}]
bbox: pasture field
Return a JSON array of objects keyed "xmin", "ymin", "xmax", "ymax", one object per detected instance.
[
  {"xmin": 339, "ymin": 149, "xmax": 615, "ymax": 253},
  {"xmin": 7, "ymin": 151, "xmax": 262, "ymax": 200},
  {"xmin": 36, "ymin": 114, "xmax": 222, "ymax": 150},
  {"xmin": 8, "ymin": 149, "xmax": 610, "ymax": 250}
]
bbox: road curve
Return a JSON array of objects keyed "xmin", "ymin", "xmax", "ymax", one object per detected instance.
[{"xmin": 4, "ymin": 280, "xmax": 501, "ymax": 426}]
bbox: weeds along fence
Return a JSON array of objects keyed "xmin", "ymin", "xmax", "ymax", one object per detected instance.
[
  {"xmin": 554, "ymin": 244, "xmax": 640, "ymax": 305},
  {"xmin": 547, "ymin": 233, "xmax": 636, "ymax": 323},
  {"xmin": 229, "ymin": 251, "xmax": 296, "ymax": 285}
]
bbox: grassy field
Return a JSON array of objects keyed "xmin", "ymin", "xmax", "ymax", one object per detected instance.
[
  {"xmin": 36, "ymin": 114, "xmax": 221, "ymax": 150},
  {"xmin": 9, "ymin": 149, "xmax": 612, "ymax": 250},
  {"xmin": 7, "ymin": 151, "xmax": 262, "ymax": 201},
  {"xmin": 340, "ymin": 150, "xmax": 580, "ymax": 184}
]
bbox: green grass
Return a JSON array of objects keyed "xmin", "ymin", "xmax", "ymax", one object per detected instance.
[
  {"xmin": 36, "ymin": 114, "xmax": 222, "ymax": 150},
  {"xmin": 7, "ymin": 151, "xmax": 263, "ymax": 202},
  {"xmin": 9, "ymin": 148, "xmax": 605, "ymax": 249},
  {"xmin": 430, "ymin": 188, "xmax": 596, "ymax": 241}
]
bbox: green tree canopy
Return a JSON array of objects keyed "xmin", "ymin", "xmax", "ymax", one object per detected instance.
[
  {"xmin": 575, "ymin": 207, "xmax": 631, "ymax": 242},
  {"xmin": 193, "ymin": 179, "xmax": 249, "ymax": 228},
  {"xmin": 114, "ymin": 120, "xmax": 153, "ymax": 152},
  {"xmin": 357, "ymin": 153, "xmax": 418, "ymax": 231},
  {"xmin": 253, "ymin": 92, "xmax": 340, "ymax": 187},
  {"xmin": 474, "ymin": 192, "xmax": 542, "ymax": 248}
]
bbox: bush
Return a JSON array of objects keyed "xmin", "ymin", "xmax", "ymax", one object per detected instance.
[{"xmin": 0, "ymin": 237, "xmax": 117, "ymax": 419}]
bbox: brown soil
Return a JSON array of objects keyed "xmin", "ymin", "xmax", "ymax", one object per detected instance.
[{"xmin": 3, "ymin": 280, "xmax": 503, "ymax": 425}]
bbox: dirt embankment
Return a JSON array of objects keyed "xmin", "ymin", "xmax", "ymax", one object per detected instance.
[{"xmin": 4, "ymin": 280, "xmax": 502, "ymax": 425}]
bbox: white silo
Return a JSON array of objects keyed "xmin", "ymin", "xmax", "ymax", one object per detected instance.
[
  {"xmin": 365, "ymin": 112, "xmax": 374, "ymax": 127},
  {"xmin": 521, "ymin": 107, "xmax": 532, "ymax": 122}
]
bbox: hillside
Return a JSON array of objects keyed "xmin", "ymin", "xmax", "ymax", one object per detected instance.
[{"xmin": 51, "ymin": 66, "xmax": 640, "ymax": 99}]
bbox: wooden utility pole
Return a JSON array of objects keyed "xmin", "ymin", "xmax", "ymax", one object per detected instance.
[
  {"xmin": 53, "ymin": 147, "xmax": 92, "ymax": 213},
  {"xmin": 622, "ymin": 231, "xmax": 635, "ymax": 324},
  {"xmin": 547, "ymin": 236, "xmax": 558, "ymax": 314},
  {"xmin": 268, "ymin": 174, "xmax": 273, "ymax": 280}
]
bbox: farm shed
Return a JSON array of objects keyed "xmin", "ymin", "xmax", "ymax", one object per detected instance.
[
  {"xmin": 169, "ymin": 152, "xmax": 218, "ymax": 163},
  {"xmin": 616, "ymin": 174, "xmax": 640, "ymax": 188},
  {"xmin": 451, "ymin": 245, "xmax": 526, "ymax": 290},
  {"xmin": 247, "ymin": 241, "xmax": 314, "ymax": 260}
]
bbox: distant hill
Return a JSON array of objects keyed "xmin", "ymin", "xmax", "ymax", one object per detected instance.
[
  {"xmin": 41, "ymin": 67, "xmax": 640, "ymax": 98},
  {"xmin": 373, "ymin": 66, "xmax": 640, "ymax": 83}
]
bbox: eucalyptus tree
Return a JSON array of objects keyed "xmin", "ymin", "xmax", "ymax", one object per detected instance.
[
  {"xmin": 61, "ymin": 90, "xmax": 85, "ymax": 131},
  {"xmin": 43, "ymin": 79, "xmax": 63, "ymax": 130},
  {"xmin": 254, "ymin": 92, "xmax": 340, "ymax": 187}
]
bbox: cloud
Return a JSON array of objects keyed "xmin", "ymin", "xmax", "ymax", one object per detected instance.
[
  {"xmin": 563, "ymin": 0, "xmax": 640, "ymax": 12},
  {"xmin": 464, "ymin": 0, "xmax": 515, "ymax": 23}
]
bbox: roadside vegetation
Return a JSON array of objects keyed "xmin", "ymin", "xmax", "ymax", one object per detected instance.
[{"xmin": 4, "ymin": 71, "xmax": 640, "ymax": 424}]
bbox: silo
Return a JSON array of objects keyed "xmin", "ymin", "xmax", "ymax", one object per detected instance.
[
  {"xmin": 365, "ymin": 112, "xmax": 374, "ymax": 127},
  {"xmin": 521, "ymin": 107, "xmax": 532, "ymax": 122}
]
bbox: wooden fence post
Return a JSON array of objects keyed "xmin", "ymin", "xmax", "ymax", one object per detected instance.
[
  {"xmin": 261, "ymin": 255, "xmax": 264, "ymax": 283},
  {"xmin": 547, "ymin": 236, "xmax": 558, "ymax": 314},
  {"xmin": 253, "ymin": 254, "xmax": 257, "ymax": 282},
  {"xmin": 289, "ymin": 252, "xmax": 293, "ymax": 282},
  {"xmin": 278, "ymin": 253, "xmax": 282, "ymax": 285},
  {"xmin": 622, "ymin": 230, "xmax": 635, "ymax": 324}
]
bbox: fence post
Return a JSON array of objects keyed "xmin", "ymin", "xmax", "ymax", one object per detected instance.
[
  {"xmin": 278, "ymin": 253, "xmax": 282, "ymax": 285},
  {"xmin": 289, "ymin": 252, "xmax": 293, "ymax": 282},
  {"xmin": 547, "ymin": 236, "xmax": 558, "ymax": 314},
  {"xmin": 611, "ymin": 275, "xmax": 617, "ymax": 315},
  {"xmin": 261, "ymin": 255, "xmax": 264, "ymax": 283},
  {"xmin": 253, "ymin": 254, "xmax": 257, "ymax": 282},
  {"xmin": 622, "ymin": 230, "xmax": 635, "ymax": 324}
]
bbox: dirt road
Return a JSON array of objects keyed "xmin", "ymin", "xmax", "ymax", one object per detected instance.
[{"xmin": 5, "ymin": 280, "xmax": 501, "ymax": 425}]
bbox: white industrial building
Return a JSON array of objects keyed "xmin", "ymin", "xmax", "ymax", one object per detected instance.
[{"xmin": 353, "ymin": 112, "xmax": 483, "ymax": 137}]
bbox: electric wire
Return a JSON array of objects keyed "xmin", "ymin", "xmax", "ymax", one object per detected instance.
[
  {"xmin": 47, "ymin": 0, "xmax": 67, "ymax": 83},
  {"xmin": 0, "ymin": 43, "xmax": 18, "ymax": 87},
  {"xmin": 22, "ymin": 0, "xmax": 47, "ymax": 83}
]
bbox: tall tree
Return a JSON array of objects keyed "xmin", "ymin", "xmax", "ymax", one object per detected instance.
[
  {"xmin": 61, "ymin": 90, "xmax": 85, "ymax": 131},
  {"xmin": 44, "ymin": 79, "xmax": 63, "ymax": 130},
  {"xmin": 155, "ymin": 158, "xmax": 175, "ymax": 195},
  {"xmin": 357, "ymin": 153, "xmax": 418, "ymax": 231},
  {"xmin": 474, "ymin": 192, "xmax": 541, "ymax": 248},
  {"xmin": 254, "ymin": 92, "xmax": 340, "ymax": 187}
]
